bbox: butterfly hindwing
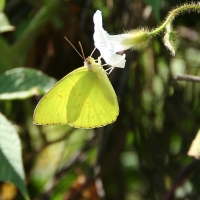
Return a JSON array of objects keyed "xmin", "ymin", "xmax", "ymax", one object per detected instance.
[{"xmin": 67, "ymin": 69, "xmax": 119, "ymax": 128}]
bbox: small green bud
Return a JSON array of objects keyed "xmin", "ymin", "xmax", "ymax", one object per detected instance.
[{"xmin": 121, "ymin": 29, "xmax": 151, "ymax": 50}]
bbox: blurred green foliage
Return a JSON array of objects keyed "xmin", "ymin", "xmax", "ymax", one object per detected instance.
[{"xmin": 0, "ymin": 0, "xmax": 200, "ymax": 199}]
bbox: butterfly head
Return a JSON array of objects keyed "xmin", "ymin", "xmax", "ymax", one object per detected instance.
[{"xmin": 84, "ymin": 57, "xmax": 96, "ymax": 68}]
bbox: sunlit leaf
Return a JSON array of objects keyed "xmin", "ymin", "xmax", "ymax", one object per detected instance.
[
  {"xmin": 0, "ymin": 68, "xmax": 57, "ymax": 100},
  {"xmin": 0, "ymin": 12, "xmax": 15, "ymax": 33},
  {"xmin": 0, "ymin": 113, "xmax": 30, "ymax": 200},
  {"xmin": 188, "ymin": 129, "xmax": 200, "ymax": 159},
  {"xmin": 170, "ymin": 58, "xmax": 186, "ymax": 77}
]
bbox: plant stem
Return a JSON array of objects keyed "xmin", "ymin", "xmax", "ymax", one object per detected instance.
[{"xmin": 148, "ymin": 3, "xmax": 200, "ymax": 37}]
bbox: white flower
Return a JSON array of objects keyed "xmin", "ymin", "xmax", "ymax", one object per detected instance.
[
  {"xmin": 93, "ymin": 10, "xmax": 150, "ymax": 68},
  {"xmin": 93, "ymin": 10, "xmax": 129, "ymax": 68}
]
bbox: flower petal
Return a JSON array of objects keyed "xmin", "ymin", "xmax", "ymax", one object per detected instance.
[{"xmin": 93, "ymin": 10, "xmax": 127, "ymax": 68}]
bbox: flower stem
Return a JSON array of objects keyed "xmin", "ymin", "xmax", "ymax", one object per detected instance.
[{"xmin": 148, "ymin": 3, "xmax": 200, "ymax": 37}]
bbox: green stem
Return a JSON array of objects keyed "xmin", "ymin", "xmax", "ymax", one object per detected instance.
[{"xmin": 148, "ymin": 3, "xmax": 200, "ymax": 37}]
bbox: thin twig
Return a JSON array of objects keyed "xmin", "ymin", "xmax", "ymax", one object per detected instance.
[
  {"xmin": 176, "ymin": 74, "xmax": 200, "ymax": 82},
  {"xmin": 163, "ymin": 160, "xmax": 200, "ymax": 200}
]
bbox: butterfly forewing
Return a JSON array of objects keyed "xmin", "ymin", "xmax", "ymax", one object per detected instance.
[{"xmin": 33, "ymin": 67, "xmax": 88, "ymax": 125}]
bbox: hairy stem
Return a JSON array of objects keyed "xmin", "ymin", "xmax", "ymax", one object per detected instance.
[{"xmin": 148, "ymin": 3, "xmax": 200, "ymax": 37}]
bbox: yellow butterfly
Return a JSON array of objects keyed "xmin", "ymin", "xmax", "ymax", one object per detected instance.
[{"xmin": 33, "ymin": 55, "xmax": 119, "ymax": 129}]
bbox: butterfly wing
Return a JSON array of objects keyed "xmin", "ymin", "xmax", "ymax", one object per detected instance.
[
  {"xmin": 67, "ymin": 68, "xmax": 119, "ymax": 128},
  {"xmin": 33, "ymin": 67, "xmax": 89, "ymax": 125},
  {"xmin": 34, "ymin": 62, "xmax": 119, "ymax": 128}
]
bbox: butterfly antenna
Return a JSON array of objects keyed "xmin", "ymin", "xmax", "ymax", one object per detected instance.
[
  {"xmin": 64, "ymin": 36, "xmax": 84, "ymax": 59},
  {"xmin": 90, "ymin": 47, "xmax": 96, "ymax": 57},
  {"xmin": 78, "ymin": 41, "xmax": 86, "ymax": 60}
]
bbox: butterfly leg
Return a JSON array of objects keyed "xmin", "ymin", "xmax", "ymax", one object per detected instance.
[
  {"xmin": 105, "ymin": 67, "xmax": 114, "ymax": 74},
  {"xmin": 97, "ymin": 56, "xmax": 102, "ymax": 65}
]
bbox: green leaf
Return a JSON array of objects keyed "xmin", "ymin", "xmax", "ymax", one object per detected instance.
[
  {"xmin": 0, "ymin": 113, "xmax": 30, "ymax": 200},
  {"xmin": 163, "ymin": 23, "xmax": 179, "ymax": 56},
  {"xmin": 142, "ymin": 0, "xmax": 161, "ymax": 22},
  {"xmin": 0, "ymin": 12, "xmax": 15, "ymax": 33},
  {"xmin": 0, "ymin": 0, "xmax": 5, "ymax": 12},
  {"xmin": 0, "ymin": 68, "xmax": 57, "ymax": 100}
]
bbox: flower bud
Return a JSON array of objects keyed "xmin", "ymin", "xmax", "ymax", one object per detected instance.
[{"xmin": 121, "ymin": 29, "xmax": 151, "ymax": 50}]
